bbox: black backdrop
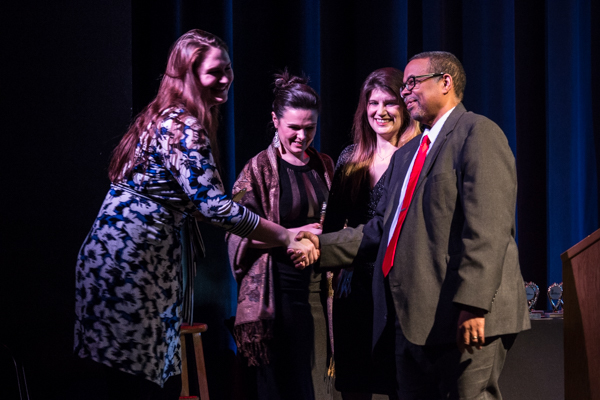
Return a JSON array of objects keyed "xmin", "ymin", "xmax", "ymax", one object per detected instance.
[{"xmin": 2, "ymin": 1, "xmax": 599, "ymax": 399}]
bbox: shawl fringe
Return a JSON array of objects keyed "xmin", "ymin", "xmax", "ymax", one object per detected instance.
[
  {"xmin": 228, "ymin": 145, "xmax": 335, "ymax": 368},
  {"xmin": 233, "ymin": 319, "xmax": 274, "ymax": 366}
]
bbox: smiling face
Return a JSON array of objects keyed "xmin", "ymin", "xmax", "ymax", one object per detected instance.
[
  {"xmin": 367, "ymin": 88, "xmax": 403, "ymax": 142},
  {"xmin": 401, "ymin": 57, "xmax": 446, "ymax": 127},
  {"xmin": 273, "ymin": 108, "xmax": 319, "ymax": 163},
  {"xmin": 197, "ymin": 46, "xmax": 234, "ymax": 106}
]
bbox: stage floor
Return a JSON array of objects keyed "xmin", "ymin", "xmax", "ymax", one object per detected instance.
[{"xmin": 499, "ymin": 318, "xmax": 564, "ymax": 400}]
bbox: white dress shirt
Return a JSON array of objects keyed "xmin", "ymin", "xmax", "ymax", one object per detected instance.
[{"xmin": 387, "ymin": 107, "xmax": 456, "ymax": 245}]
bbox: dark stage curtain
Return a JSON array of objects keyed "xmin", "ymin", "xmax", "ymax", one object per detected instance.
[{"xmin": 2, "ymin": 1, "xmax": 598, "ymax": 399}]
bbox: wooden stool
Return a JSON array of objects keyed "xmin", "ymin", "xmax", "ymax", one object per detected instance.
[{"xmin": 179, "ymin": 323, "xmax": 209, "ymax": 400}]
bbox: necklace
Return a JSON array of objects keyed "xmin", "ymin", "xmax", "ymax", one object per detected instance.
[{"xmin": 376, "ymin": 150, "xmax": 394, "ymax": 161}]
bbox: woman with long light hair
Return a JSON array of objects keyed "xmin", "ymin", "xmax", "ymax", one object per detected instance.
[{"xmin": 74, "ymin": 30, "xmax": 316, "ymax": 400}]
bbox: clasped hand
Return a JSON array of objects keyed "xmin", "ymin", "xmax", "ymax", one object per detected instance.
[{"xmin": 286, "ymin": 230, "xmax": 321, "ymax": 269}]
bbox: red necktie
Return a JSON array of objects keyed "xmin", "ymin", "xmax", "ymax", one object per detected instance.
[{"xmin": 382, "ymin": 135, "xmax": 431, "ymax": 277}]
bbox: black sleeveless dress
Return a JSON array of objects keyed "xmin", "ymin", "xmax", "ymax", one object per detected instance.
[{"xmin": 323, "ymin": 145, "xmax": 396, "ymax": 395}]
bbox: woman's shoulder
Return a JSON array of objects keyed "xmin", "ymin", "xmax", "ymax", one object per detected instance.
[
  {"xmin": 249, "ymin": 148, "xmax": 270, "ymax": 167},
  {"xmin": 232, "ymin": 147, "xmax": 276, "ymax": 195},
  {"xmin": 316, "ymin": 149, "xmax": 334, "ymax": 166},
  {"xmin": 335, "ymin": 144, "xmax": 355, "ymax": 171},
  {"xmin": 239, "ymin": 147, "xmax": 276, "ymax": 176},
  {"xmin": 155, "ymin": 107, "xmax": 210, "ymax": 151},
  {"xmin": 307, "ymin": 147, "xmax": 334, "ymax": 172},
  {"xmin": 159, "ymin": 107, "xmax": 204, "ymax": 133}
]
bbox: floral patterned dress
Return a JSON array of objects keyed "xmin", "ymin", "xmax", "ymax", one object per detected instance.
[{"xmin": 74, "ymin": 108, "xmax": 259, "ymax": 387}]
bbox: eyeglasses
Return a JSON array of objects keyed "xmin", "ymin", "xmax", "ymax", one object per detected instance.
[{"xmin": 400, "ymin": 73, "xmax": 445, "ymax": 94}]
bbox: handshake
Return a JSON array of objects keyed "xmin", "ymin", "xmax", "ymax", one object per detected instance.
[{"xmin": 286, "ymin": 229, "xmax": 321, "ymax": 269}]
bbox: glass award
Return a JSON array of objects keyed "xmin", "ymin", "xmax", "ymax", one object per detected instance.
[
  {"xmin": 547, "ymin": 282, "xmax": 564, "ymax": 317},
  {"xmin": 524, "ymin": 281, "xmax": 541, "ymax": 319}
]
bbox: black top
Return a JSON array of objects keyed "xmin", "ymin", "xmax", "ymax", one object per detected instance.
[
  {"xmin": 323, "ymin": 144, "xmax": 388, "ymax": 273},
  {"xmin": 273, "ymin": 156, "xmax": 329, "ymax": 292},
  {"xmin": 279, "ymin": 157, "xmax": 328, "ymax": 228},
  {"xmin": 322, "ymin": 144, "xmax": 394, "ymax": 394}
]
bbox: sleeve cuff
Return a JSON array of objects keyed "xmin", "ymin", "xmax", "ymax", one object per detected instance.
[
  {"xmin": 455, "ymin": 303, "xmax": 487, "ymax": 316},
  {"xmin": 227, "ymin": 206, "xmax": 260, "ymax": 238}
]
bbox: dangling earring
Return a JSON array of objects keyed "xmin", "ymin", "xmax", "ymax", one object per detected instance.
[{"xmin": 273, "ymin": 131, "xmax": 281, "ymax": 148}]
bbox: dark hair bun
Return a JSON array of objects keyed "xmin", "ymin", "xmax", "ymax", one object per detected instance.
[
  {"xmin": 273, "ymin": 69, "xmax": 309, "ymax": 93},
  {"xmin": 271, "ymin": 67, "xmax": 321, "ymax": 119}
]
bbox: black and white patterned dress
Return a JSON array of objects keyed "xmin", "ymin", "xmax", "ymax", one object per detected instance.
[{"xmin": 74, "ymin": 108, "xmax": 259, "ymax": 386}]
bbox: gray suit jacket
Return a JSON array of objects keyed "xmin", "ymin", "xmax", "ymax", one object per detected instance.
[{"xmin": 320, "ymin": 103, "xmax": 530, "ymax": 347}]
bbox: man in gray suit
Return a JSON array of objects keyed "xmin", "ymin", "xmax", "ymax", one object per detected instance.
[{"xmin": 293, "ymin": 51, "xmax": 530, "ymax": 399}]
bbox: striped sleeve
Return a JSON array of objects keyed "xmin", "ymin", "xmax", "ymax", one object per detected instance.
[{"xmin": 226, "ymin": 206, "xmax": 260, "ymax": 238}]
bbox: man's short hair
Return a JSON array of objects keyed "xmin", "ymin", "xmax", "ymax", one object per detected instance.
[{"xmin": 408, "ymin": 51, "xmax": 466, "ymax": 101}]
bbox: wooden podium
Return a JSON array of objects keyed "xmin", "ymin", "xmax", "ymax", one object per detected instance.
[{"xmin": 561, "ymin": 228, "xmax": 600, "ymax": 400}]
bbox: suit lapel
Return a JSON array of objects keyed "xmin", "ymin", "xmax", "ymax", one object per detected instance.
[
  {"xmin": 384, "ymin": 135, "xmax": 422, "ymax": 226},
  {"xmin": 417, "ymin": 103, "xmax": 466, "ymax": 184}
]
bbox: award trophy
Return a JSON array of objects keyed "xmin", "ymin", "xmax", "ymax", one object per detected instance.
[
  {"xmin": 524, "ymin": 281, "xmax": 542, "ymax": 319},
  {"xmin": 547, "ymin": 282, "xmax": 564, "ymax": 317}
]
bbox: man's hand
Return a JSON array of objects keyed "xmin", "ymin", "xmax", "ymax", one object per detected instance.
[
  {"xmin": 288, "ymin": 223, "xmax": 322, "ymax": 236},
  {"xmin": 287, "ymin": 231, "xmax": 320, "ymax": 269},
  {"xmin": 456, "ymin": 309, "xmax": 485, "ymax": 354}
]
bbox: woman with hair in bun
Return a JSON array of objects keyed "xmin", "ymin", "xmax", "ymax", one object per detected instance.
[
  {"xmin": 323, "ymin": 67, "xmax": 420, "ymax": 400},
  {"xmin": 74, "ymin": 30, "xmax": 317, "ymax": 400},
  {"xmin": 227, "ymin": 70, "xmax": 335, "ymax": 400}
]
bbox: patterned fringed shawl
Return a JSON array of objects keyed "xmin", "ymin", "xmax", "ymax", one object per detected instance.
[{"xmin": 226, "ymin": 144, "xmax": 333, "ymax": 366}]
